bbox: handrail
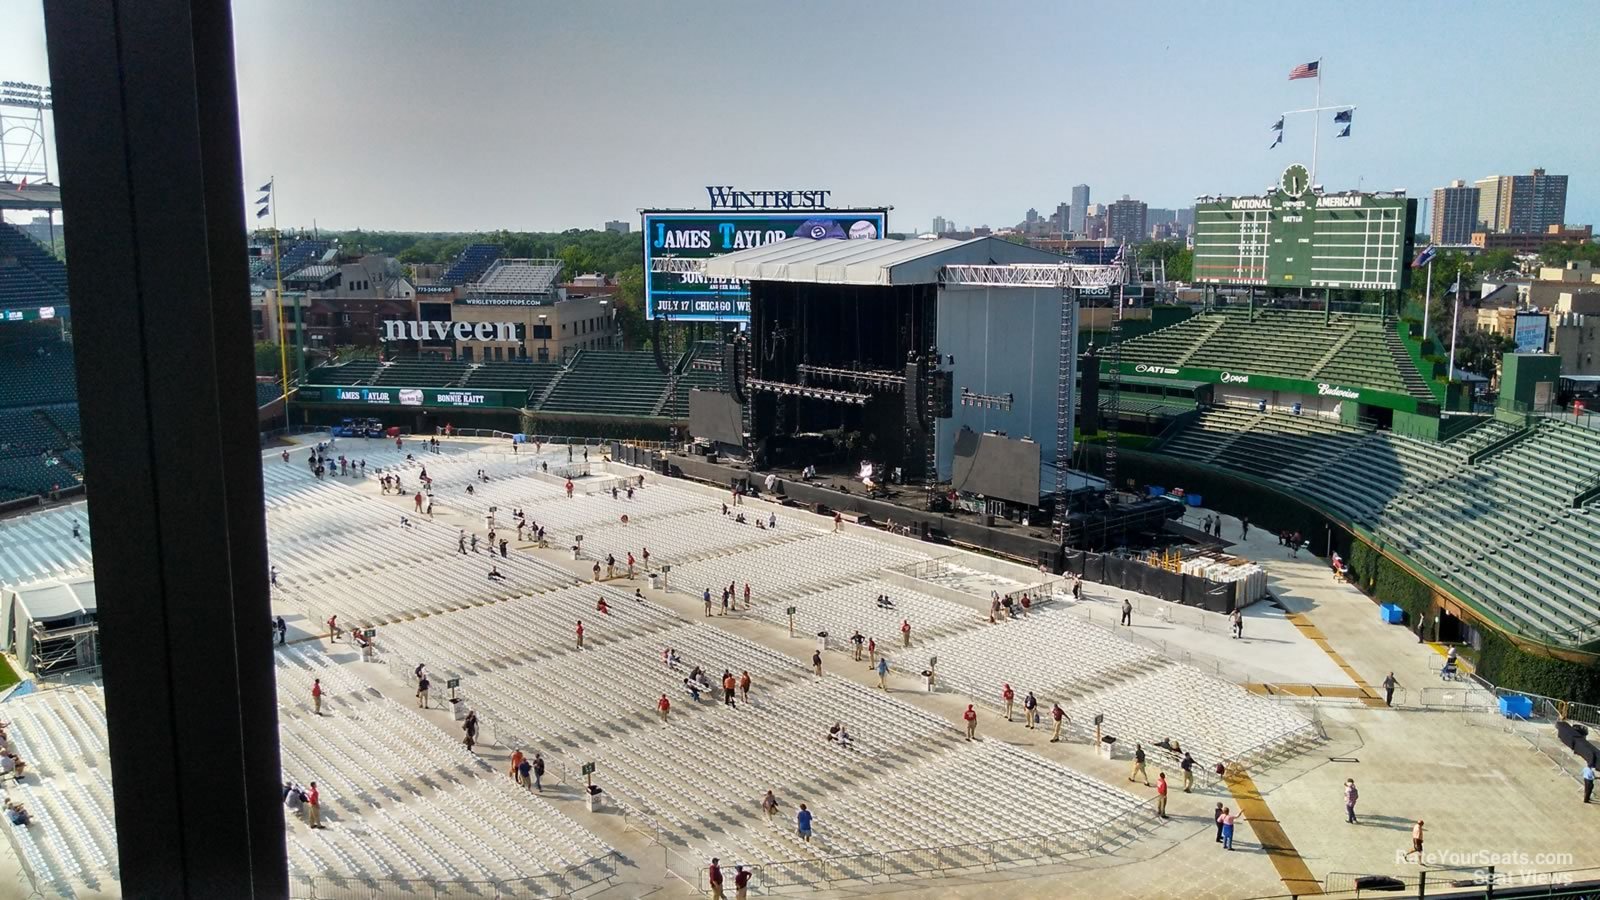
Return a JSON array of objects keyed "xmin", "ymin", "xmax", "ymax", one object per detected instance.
[{"xmin": 1466, "ymin": 422, "xmax": 1535, "ymax": 465}]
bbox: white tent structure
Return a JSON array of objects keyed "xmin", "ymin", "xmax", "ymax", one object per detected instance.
[{"xmin": 1, "ymin": 573, "xmax": 98, "ymax": 674}]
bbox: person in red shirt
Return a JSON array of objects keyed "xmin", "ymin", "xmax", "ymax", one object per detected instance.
[
  {"xmin": 1156, "ymin": 773, "xmax": 1169, "ymax": 819},
  {"xmin": 963, "ymin": 704, "xmax": 978, "ymax": 741},
  {"xmin": 565, "ymin": 479, "xmax": 574, "ymax": 498},
  {"xmin": 575, "ymin": 620, "xmax": 585, "ymax": 650},
  {"xmin": 414, "ymin": 491, "xmax": 423, "ymax": 512},
  {"xmin": 743, "ymin": 583, "xmax": 751, "ymax": 609},
  {"xmin": 657, "ymin": 694, "xmax": 671, "ymax": 723},
  {"xmin": 596, "ymin": 597, "xmax": 610, "ymax": 615},
  {"xmin": 626, "ymin": 552, "xmax": 636, "ymax": 577},
  {"xmin": 901, "ymin": 619, "xmax": 911, "ymax": 648},
  {"xmin": 311, "ymin": 678, "xmax": 323, "ymax": 716},
  {"xmin": 306, "ymin": 782, "xmax": 322, "ymax": 829},
  {"xmin": 642, "ymin": 547, "xmax": 651, "ymax": 571},
  {"xmin": 833, "ymin": 511, "xmax": 842, "ymax": 532},
  {"xmin": 733, "ymin": 865, "xmax": 752, "ymax": 899},
  {"xmin": 866, "ymin": 637, "xmax": 877, "ymax": 667},
  {"xmin": 708, "ymin": 858, "xmax": 725, "ymax": 900},
  {"xmin": 1002, "ymin": 683, "xmax": 1015, "ymax": 721},
  {"xmin": 738, "ymin": 670, "xmax": 752, "ymax": 703},
  {"xmin": 327, "ymin": 614, "xmax": 341, "ymax": 643}
]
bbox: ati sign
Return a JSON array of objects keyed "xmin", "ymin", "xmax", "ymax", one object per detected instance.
[
  {"xmin": 705, "ymin": 186, "xmax": 832, "ymax": 210},
  {"xmin": 383, "ymin": 320, "xmax": 521, "ymax": 343}
]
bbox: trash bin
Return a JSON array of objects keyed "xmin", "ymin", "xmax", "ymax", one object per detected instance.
[
  {"xmin": 648, "ymin": 573, "xmax": 661, "ymax": 590},
  {"xmin": 1097, "ymin": 735, "xmax": 1117, "ymax": 760},
  {"xmin": 586, "ymin": 785, "xmax": 603, "ymax": 813},
  {"xmin": 1499, "ymin": 694, "xmax": 1533, "ymax": 719},
  {"xmin": 1379, "ymin": 603, "xmax": 1404, "ymax": 625}
]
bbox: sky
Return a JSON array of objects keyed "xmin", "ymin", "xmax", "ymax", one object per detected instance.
[{"xmin": 4, "ymin": 1, "xmax": 1598, "ymax": 234}]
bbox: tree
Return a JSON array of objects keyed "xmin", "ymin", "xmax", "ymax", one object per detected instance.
[
  {"xmin": 1539, "ymin": 242, "xmax": 1600, "ymax": 268},
  {"xmin": 1136, "ymin": 241, "xmax": 1190, "ymax": 282},
  {"xmin": 255, "ymin": 341, "xmax": 283, "ymax": 377},
  {"xmin": 613, "ymin": 264, "xmax": 649, "ymax": 350}
]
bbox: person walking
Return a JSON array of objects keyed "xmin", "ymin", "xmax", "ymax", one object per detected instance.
[
  {"xmin": 739, "ymin": 670, "xmax": 752, "ymax": 703},
  {"xmin": 901, "ymin": 619, "xmax": 912, "ymax": 648},
  {"xmin": 1129, "ymin": 743, "xmax": 1149, "ymax": 785},
  {"xmin": 1180, "ymin": 752, "xmax": 1195, "ymax": 792},
  {"xmin": 734, "ymin": 865, "xmax": 751, "ymax": 899},
  {"xmin": 796, "ymin": 803, "xmax": 814, "ymax": 843},
  {"xmin": 1120, "ymin": 598, "xmax": 1133, "ymax": 627},
  {"xmin": 743, "ymin": 582, "xmax": 751, "ymax": 609},
  {"xmin": 1402, "ymin": 820, "xmax": 1425, "ymax": 863},
  {"xmin": 1050, "ymin": 703, "xmax": 1067, "ymax": 742},
  {"xmin": 1023, "ymin": 691, "xmax": 1038, "ymax": 729},
  {"xmin": 575, "ymin": 620, "xmax": 585, "ymax": 650},
  {"xmin": 327, "ymin": 614, "xmax": 341, "ymax": 642},
  {"xmin": 509, "ymin": 750, "xmax": 525, "ymax": 786},
  {"xmin": 1344, "ymin": 778, "xmax": 1359, "ymax": 823},
  {"xmin": 657, "ymin": 694, "xmax": 671, "ymax": 723},
  {"xmin": 963, "ymin": 704, "xmax": 978, "ymax": 741},
  {"xmin": 722, "ymin": 671, "xmax": 737, "ymax": 707},
  {"xmin": 1583, "ymin": 763, "xmax": 1595, "ymax": 804},
  {"xmin": 867, "ymin": 637, "xmax": 877, "ymax": 667},
  {"xmin": 812, "ymin": 651, "xmax": 823, "ymax": 677},
  {"xmin": 416, "ymin": 672, "xmax": 431, "ymax": 708},
  {"xmin": 876, "ymin": 656, "xmax": 889, "ymax": 689},
  {"xmin": 1383, "ymin": 672, "xmax": 1399, "ymax": 707},
  {"xmin": 311, "ymin": 678, "xmax": 323, "ymax": 716},
  {"xmin": 832, "ymin": 511, "xmax": 842, "ymax": 533},
  {"xmin": 708, "ymin": 858, "xmax": 725, "ymax": 900},
  {"xmin": 1155, "ymin": 773, "xmax": 1169, "ymax": 819},
  {"xmin": 531, "ymin": 753, "xmax": 544, "ymax": 792},
  {"xmin": 462, "ymin": 710, "xmax": 479, "ymax": 754},
  {"xmin": 704, "ymin": 588, "xmax": 713, "ymax": 617},
  {"xmin": 1240, "ymin": 515, "xmax": 1250, "ymax": 539},
  {"xmin": 275, "ymin": 615, "xmax": 286, "ymax": 645},
  {"xmin": 306, "ymin": 782, "xmax": 322, "ymax": 829},
  {"xmin": 1002, "ymin": 683, "xmax": 1015, "ymax": 721},
  {"xmin": 1230, "ymin": 608, "xmax": 1243, "ymax": 639},
  {"xmin": 761, "ymin": 789, "xmax": 779, "ymax": 826},
  {"xmin": 1214, "ymin": 803, "xmax": 1226, "ymax": 843}
]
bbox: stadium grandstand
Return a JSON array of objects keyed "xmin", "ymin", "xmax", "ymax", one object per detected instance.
[
  {"xmin": 435, "ymin": 243, "xmax": 502, "ymax": 289},
  {"xmin": 0, "ymin": 222, "xmax": 80, "ymax": 507}
]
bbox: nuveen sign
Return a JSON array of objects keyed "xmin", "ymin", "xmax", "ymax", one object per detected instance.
[{"xmin": 382, "ymin": 320, "xmax": 522, "ymax": 343}]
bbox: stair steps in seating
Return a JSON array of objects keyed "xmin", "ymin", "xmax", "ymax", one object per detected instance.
[
  {"xmin": 1307, "ymin": 329, "xmax": 1358, "ymax": 379},
  {"xmin": 1384, "ymin": 330, "xmax": 1437, "ymax": 400},
  {"xmin": 1175, "ymin": 316, "xmax": 1228, "ymax": 366}
]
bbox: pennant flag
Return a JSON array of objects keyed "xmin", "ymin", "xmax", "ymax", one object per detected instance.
[
  {"xmin": 1269, "ymin": 132, "xmax": 1283, "ymax": 149},
  {"xmin": 257, "ymin": 181, "xmax": 272, "ymax": 194},
  {"xmin": 1448, "ymin": 272, "xmax": 1463, "ymax": 296},
  {"xmin": 256, "ymin": 193, "xmax": 271, "ymax": 207},
  {"xmin": 1336, "ymin": 125, "xmax": 1351, "ymax": 138},
  {"xmin": 256, "ymin": 205, "xmax": 270, "ymax": 219},
  {"xmin": 1270, "ymin": 117, "xmax": 1284, "ymax": 131},
  {"xmin": 1288, "ymin": 60, "xmax": 1319, "ymax": 81},
  {"xmin": 1412, "ymin": 245, "xmax": 1438, "ymax": 268},
  {"xmin": 1333, "ymin": 108, "xmax": 1353, "ymax": 123}
]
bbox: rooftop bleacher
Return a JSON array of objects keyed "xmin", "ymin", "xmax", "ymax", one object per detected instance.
[
  {"xmin": 538, "ymin": 350, "xmax": 670, "ymax": 418},
  {"xmin": 1116, "ymin": 308, "xmax": 1434, "ymax": 401},
  {"xmin": 472, "ymin": 259, "xmax": 563, "ymax": 296},
  {"xmin": 440, "ymin": 243, "xmax": 502, "ymax": 287},
  {"xmin": 1156, "ymin": 409, "xmax": 1600, "ymax": 644}
]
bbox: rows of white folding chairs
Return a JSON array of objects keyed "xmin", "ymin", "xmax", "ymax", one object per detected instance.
[
  {"xmin": 915, "ymin": 608, "xmax": 1167, "ymax": 708},
  {"xmin": 466, "ymin": 623, "xmax": 808, "ymax": 754},
  {"xmin": 571, "ymin": 509, "xmax": 810, "ymax": 569},
  {"xmin": 0, "ymin": 503, "xmax": 91, "ymax": 587},
  {"xmin": 1, "ymin": 685, "xmax": 108, "ymax": 778},
  {"xmin": 275, "ymin": 658, "xmax": 614, "ymax": 887},
  {"xmin": 276, "ymin": 643, "xmax": 383, "ymax": 709},
  {"xmin": 1064, "ymin": 665, "xmax": 1315, "ymax": 768},
  {"xmin": 671, "ymin": 532, "xmax": 931, "ymax": 603},
  {"xmin": 0, "ymin": 686, "xmax": 117, "ymax": 895},
  {"xmin": 745, "ymin": 579, "xmax": 982, "ymax": 652},
  {"xmin": 910, "ymin": 560, "xmax": 1030, "ymax": 597},
  {"xmin": 374, "ymin": 582, "xmax": 684, "ymax": 685}
]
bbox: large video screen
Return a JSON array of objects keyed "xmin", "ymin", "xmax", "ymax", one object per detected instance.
[
  {"xmin": 642, "ymin": 209, "xmax": 888, "ymax": 323},
  {"xmin": 1193, "ymin": 164, "xmax": 1416, "ymax": 292}
]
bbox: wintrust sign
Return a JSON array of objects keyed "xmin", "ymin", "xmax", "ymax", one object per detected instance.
[{"xmin": 382, "ymin": 320, "xmax": 521, "ymax": 343}]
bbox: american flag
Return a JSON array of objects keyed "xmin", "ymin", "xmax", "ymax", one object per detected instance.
[{"xmin": 1288, "ymin": 61, "xmax": 1319, "ymax": 81}]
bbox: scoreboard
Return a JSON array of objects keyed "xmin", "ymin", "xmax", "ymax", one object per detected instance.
[
  {"xmin": 642, "ymin": 209, "xmax": 888, "ymax": 323},
  {"xmin": 1193, "ymin": 165, "xmax": 1416, "ymax": 292}
]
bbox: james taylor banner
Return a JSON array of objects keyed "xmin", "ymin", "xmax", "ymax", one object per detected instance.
[{"xmin": 642, "ymin": 209, "xmax": 888, "ymax": 323}]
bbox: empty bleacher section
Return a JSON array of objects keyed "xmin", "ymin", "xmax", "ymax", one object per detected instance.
[
  {"xmin": 1116, "ymin": 308, "xmax": 1434, "ymax": 401},
  {"xmin": 270, "ymin": 240, "xmax": 333, "ymax": 279},
  {"xmin": 460, "ymin": 360, "xmax": 561, "ymax": 398},
  {"xmin": 0, "ymin": 223, "xmax": 68, "ymax": 310},
  {"xmin": 1155, "ymin": 408, "xmax": 1600, "ymax": 643},
  {"xmin": 0, "ymin": 337, "xmax": 75, "ymax": 409},
  {"xmin": 439, "ymin": 243, "xmax": 502, "ymax": 287},
  {"xmin": 0, "ymin": 505, "xmax": 92, "ymax": 584},
  {"xmin": 539, "ymin": 350, "xmax": 670, "ymax": 418},
  {"xmin": 305, "ymin": 358, "xmax": 380, "ymax": 385},
  {"xmin": 371, "ymin": 357, "xmax": 470, "ymax": 387}
]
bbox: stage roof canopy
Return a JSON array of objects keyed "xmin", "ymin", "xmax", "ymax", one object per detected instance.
[{"xmin": 700, "ymin": 236, "xmax": 1062, "ymax": 287}]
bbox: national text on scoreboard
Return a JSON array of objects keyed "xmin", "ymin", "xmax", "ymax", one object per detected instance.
[
  {"xmin": 642, "ymin": 209, "xmax": 889, "ymax": 323},
  {"xmin": 1193, "ymin": 164, "xmax": 1417, "ymax": 292}
]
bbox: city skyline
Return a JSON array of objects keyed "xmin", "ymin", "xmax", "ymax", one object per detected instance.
[{"xmin": 2, "ymin": 2, "xmax": 1597, "ymax": 233}]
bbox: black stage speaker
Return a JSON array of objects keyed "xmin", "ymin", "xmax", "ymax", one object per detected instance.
[{"xmin": 929, "ymin": 370, "xmax": 953, "ymax": 418}]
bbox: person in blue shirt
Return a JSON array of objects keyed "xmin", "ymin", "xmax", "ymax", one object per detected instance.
[{"xmin": 796, "ymin": 803, "xmax": 813, "ymax": 842}]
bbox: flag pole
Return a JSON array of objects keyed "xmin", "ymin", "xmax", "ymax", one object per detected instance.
[
  {"xmin": 271, "ymin": 178, "xmax": 292, "ymax": 422},
  {"xmin": 1447, "ymin": 271, "xmax": 1461, "ymax": 383},
  {"xmin": 1310, "ymin": 59, "xmax": 1323, "ymax": 185},
  {"xmin": 1422, "ymin": 257, "xmax": 1434, "ymax": 345}
]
